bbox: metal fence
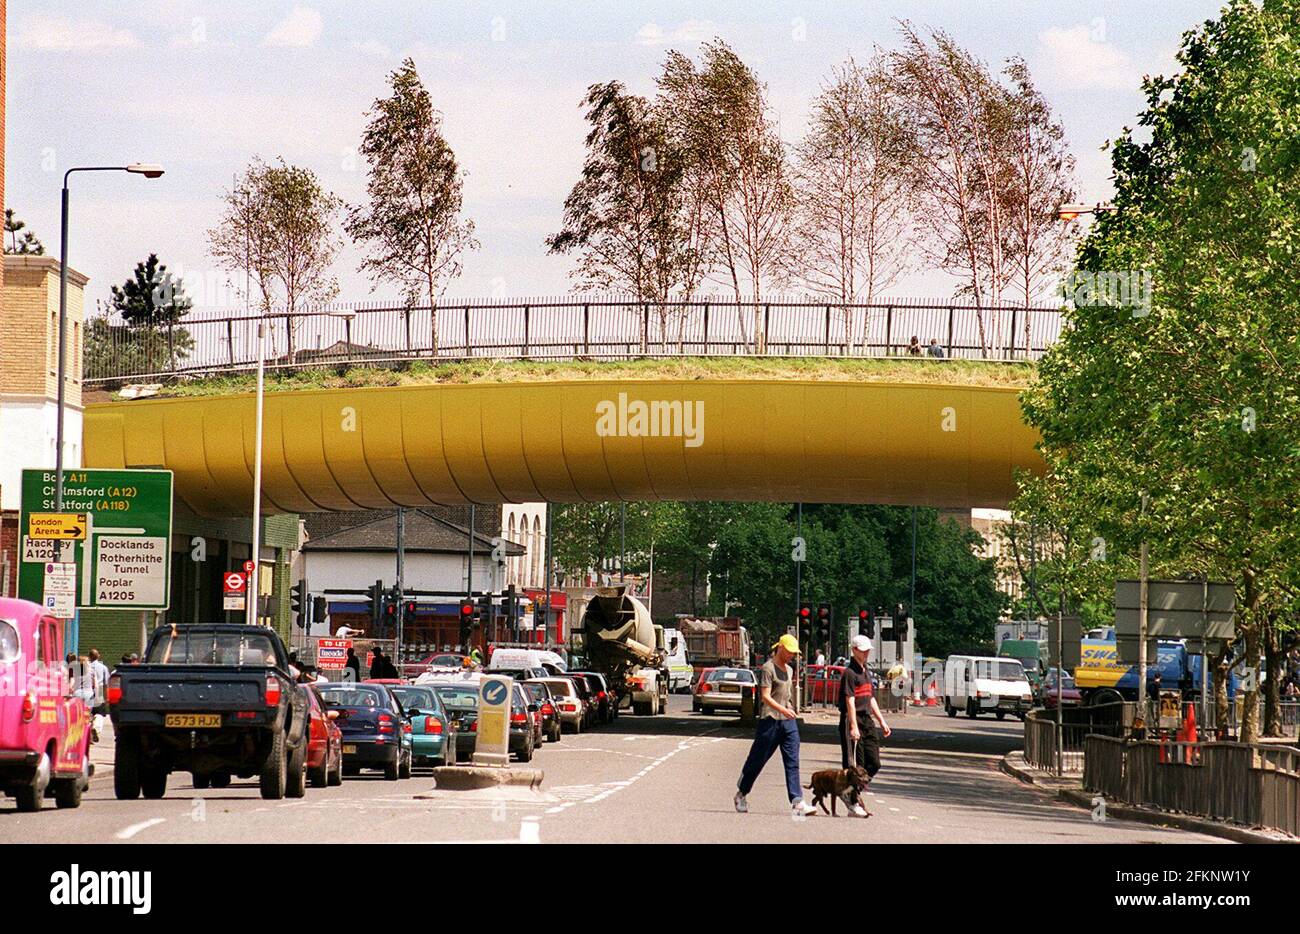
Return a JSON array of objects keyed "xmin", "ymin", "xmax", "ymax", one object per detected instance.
[
  {"xmin": 1023, "ymin": 702, "xmax": 1133, "ymax": 774},
  {"xmin": 1083, "ymin": 736, "xmax": 1300, "ymax": 836},
  {"xmin": 83, "ymin": 296, "xmax": 1064, "ymax": 386}
]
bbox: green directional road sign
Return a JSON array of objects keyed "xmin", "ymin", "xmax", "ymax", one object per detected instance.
[{"xmin": 19, "ymin": 468, "xmax": 174, "ymax": 611}]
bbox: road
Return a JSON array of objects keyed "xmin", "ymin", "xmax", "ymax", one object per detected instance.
[{"xmin": 1, "ymin": 696, "xmax": 1224, "ymax": 844}]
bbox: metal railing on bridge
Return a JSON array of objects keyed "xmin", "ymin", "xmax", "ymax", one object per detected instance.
[
  {"xmin": 1023, "ymin": 703, "xmax": 1133, "ymax": 774},
  {"xmin": 83, "ymin": 296, "xmax": 1064, "ymax": 386}
]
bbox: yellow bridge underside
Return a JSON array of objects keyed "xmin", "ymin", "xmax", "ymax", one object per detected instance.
[{"xmin": 83, "ymin": 379, "xmax": 1042, "ymax": 516}]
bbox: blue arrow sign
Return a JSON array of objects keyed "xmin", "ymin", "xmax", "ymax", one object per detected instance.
[{"xmin": 481, "ymin": 679, "xmax": 508, "ymax": 706}]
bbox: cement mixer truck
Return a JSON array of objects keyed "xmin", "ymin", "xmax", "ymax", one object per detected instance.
[{"xmin": 575, "ymin": 586, "xmax": 669, "ymax": 716}]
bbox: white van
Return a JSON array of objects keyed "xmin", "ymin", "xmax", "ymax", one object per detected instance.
[
  {"xmin": 943, "ymin": 655, "xmax": 1033, "ymax": 721},
  {"xmin": 661, "ymin": 628, "xmax": 692, "ymax": 693},
  {"xmin": 487, "ymin": 647, "xmax": 567, "ymax": 675}
]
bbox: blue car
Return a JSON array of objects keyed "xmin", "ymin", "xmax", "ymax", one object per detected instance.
[
  {"xmin": 385, "ymin": 683, "xmax": 455, "ymax": 767},
  {"xmin": 315, "ymin": 682, "xmax": 412, "ymax": 781}
]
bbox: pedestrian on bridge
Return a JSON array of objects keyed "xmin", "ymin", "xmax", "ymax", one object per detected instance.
[
  {"xmin": 734, "ymin": 634, "xmax": 816, "ymax": 817},
  {"xmin": 840, "ymin": 635, "xmax": 891, "ymax": 793}
]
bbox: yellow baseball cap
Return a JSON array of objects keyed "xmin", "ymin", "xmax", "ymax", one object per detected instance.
[{"xmin": 773, "ymin": 634, "xmax": 802, "ymax": 655}]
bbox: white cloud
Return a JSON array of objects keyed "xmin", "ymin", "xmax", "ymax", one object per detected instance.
[
  {"xmin": 1037, "ymin": 25, "xmax": 1141, "ymax": 91},
  {"xmin": 15, "ymin": 14, "xmax": 138, "ymax": 51},
  {"xmin": 263, "ymin": 6, "xmax": 324, "ymax": 48},
  {"xmin": 351, "ymin": 39, "xmax": 391, "ymax": 58},
  {"xmin": 636, "ymin": 19, "xmax": 716, "ymax": 47}
]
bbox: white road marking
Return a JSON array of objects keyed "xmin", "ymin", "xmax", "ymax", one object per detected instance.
[{"xmin": 116, "ymin": 818, "xmax": 166, "ymax": 840}]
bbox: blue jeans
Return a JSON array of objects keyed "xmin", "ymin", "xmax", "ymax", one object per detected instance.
[{"xmin": 737, "ymin": 717, "xmax": 802, "ymax": 802}]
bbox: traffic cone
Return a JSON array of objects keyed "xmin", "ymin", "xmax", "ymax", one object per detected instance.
[{"xmin": 926, "ymin": 680, "xmax": 939, "ymax": 706}]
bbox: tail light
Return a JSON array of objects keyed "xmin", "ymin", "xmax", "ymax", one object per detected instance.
[
  {"xmin": 264, "ymin": 675, "xmax": 281, "ymax": 707},
  {"xmin": 598, "ymin": 690, "xmax": 607, "ymax": 699},
  {"xmin": 561, "ymin": 701, "xmax": 577, "ymax": 712},
  {"xmin": 469, "ymin": 720, "xmax": 478, "ymax": 732},
  {"xmin": 21, "ymin": 690, "xmax": 36, "ymax": 723},
  {"xmin": 427, "ymin": 717, "xmax": 443, "ymax": 734},
  {"xmin": 107, "ymin": 674, "xmax": 122, "ymax": 705},
  {"xmin": 403, "ymin": 721, "xmax": 413, "ymax": 735},
  {"xmin": 378, "ymin": 713, "xmax": 394, "ymax": 734},
  {"xmin": 510, "ymin": 712, "xmax": 527, "ymax": 724},
  {"xmin": 541, "ymin": 703, "xmax": 554, "ymax": 716},
  {"xmin": 699, "ymin": 683, "xmax": 712, "ymax": 693}
]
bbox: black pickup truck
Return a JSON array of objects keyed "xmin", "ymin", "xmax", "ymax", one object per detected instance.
[{"xmin": 108, "ymin": 624, "xmax": 310, "ymax": 800}]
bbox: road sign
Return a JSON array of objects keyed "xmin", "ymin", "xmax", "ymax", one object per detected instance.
[
  {"xmin": 243, "ymin": 559, "xmax": 255, "ymax": 574},
  {"xmin": 18, "ymin": 469, "xmax": 174, "ymax": 611},
  {"xmin": 1047, "ymin": 615, "xmax": 1083, "ymax": 671},
  {"xmin": 223, "ymin": 572, "xmax": 247, "ymax": 611},
  {"xmin": 28, "ymin": 512, "xmax": 87, "ymax": 540},
  {"xmin": 43, "ymin": 562, "xmax": 77, "ymax": 618},
  {"xmin": 473, "ymin": 674, "xmax": 513, "ymax": 767},
  {"xmin": 1114, "ymin": 579, "xmax": 1235, "ymax": 641}
]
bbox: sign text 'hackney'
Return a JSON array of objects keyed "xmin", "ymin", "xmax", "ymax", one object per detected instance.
[{"xmin": 18, "ymin": 469, "xmax": 174, "ymax": 611}]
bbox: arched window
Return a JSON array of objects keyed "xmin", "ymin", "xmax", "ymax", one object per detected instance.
[
  {"xmin": 532, "ymin": 515, "xmax": 543, "ymax": 588},
  {"xmin": 507, "ymin": 513, "xmax": 518, "ymax": 585}
]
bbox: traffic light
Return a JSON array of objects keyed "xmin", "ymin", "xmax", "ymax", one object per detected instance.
[
  {"xmin": 797, "ymin": 603, "xmax": 812, "ymax": 628},
  {"xmin": 312, "ymin": 595, "xmax": 329, "ymax": 628},
  {"xmin": 366, "ymin": 580, "xmax": 384, "ymax": 629},
  {"xmin": 402, "ymin": 599, "xmax": 418, "ymax": 629},
  {"xmin": 816, "ymin": 603, "xmax": 831, "ymax": 643},
  {"xmin": 290, "ymin": 579, "xmax": 306, "ymax": 625},
  {"xmin": 459, "ymin": 599, "xmax": 476, "ymax": 644},
  {"xmin": 381, "ymin": 587, "xmax": 400, "ymax": 636},
  {"xmin": 858, "ymin": 609, "xmax": 873, "ymax": 639}
]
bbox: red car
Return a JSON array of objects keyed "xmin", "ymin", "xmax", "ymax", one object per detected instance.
[
  {"xmin": 305, "ymin": 683, "xmax": 343, "ymax": 787},
  {"xmin": 1040, "ymin": 668, "xmax": 1082, "ymax": 709},
  {"xmin": 807, "ymin": 664, "xmax": 846, "ymax": 704}
]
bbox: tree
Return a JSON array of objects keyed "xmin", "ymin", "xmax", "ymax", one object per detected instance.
[
  {"xmin": 550, "ymin": 502, "xmax": 681, "ymax": 585},
  {"xmin": 658, "ymin": 40, "xmax": 794, "ymax": 337},
  {"xmin": 346, "ymin": 58, "xmax": 477, "ymax": 354},
  {"xmin": 110, "ymin": 253, "xmax": 192, "ymax": 328},
  {"xmin": 4, "ymin": 209, "xmax": 44, "ymax": 254},
  {"xmin": 1023, "ymin": 0, "xmax": 1300, "ymax": 742},
  {"xmin": 208, "ymin": 158, "xmax": 342, "ymax": 363},
  {"xmin": 1001, "ymin": 58, "xmax": 1077, "ymax": 351},
  {"xmin": 889, "ymin": 25, "xmax": 1072, "ymax": 355},
  {"xmin": 547, "ymin": 81, "xmax": 698, "ymax": 347},
  {"xmin": 790, "ymin": 56, "xmax": 915, "ymax": 344}
]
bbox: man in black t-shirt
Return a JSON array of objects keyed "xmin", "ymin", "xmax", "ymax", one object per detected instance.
[{"xmin": 839, "ymin": 635, "xmax": 891, "ymax": 780}]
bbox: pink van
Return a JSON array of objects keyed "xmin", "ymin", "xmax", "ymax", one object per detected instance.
[{"xmin": 0, "ymin": 598, "xmax": 91, "ymax": 811}]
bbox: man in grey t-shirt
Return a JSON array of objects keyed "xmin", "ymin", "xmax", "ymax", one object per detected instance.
[{"xmin": 734, "ymin": 634, "xmax": 815, "ymax": 816}]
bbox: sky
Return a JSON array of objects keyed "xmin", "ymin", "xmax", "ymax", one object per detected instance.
[{"xmin": 5, "ymin": 0, "xmax": 1230, "ymax": 315}]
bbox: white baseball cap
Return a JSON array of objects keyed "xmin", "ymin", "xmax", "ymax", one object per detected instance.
[{"xmin": 851, "ymin": 635, "xmax": 873, "ymax": 652}]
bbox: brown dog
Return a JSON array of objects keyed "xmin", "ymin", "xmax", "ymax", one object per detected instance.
[{"xmin": 804, "ymin": 766, "xmax": 872, "ymax": 817}]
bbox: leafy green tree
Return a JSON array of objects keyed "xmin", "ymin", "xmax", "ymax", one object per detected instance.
[
  {"xmin": 346, "ymin": 58, "xmax": 477, "ymax": 353},
  {"xmin": 110, "ymin": 253, "xmax": 192, "ymax": 328},
  {"xmin": 208, "ymin": 158, "xmax": 342, "ymax": 363},
  {"xmin": 1023, "ymin": 0, "xmax": 1300, "ymax": 742}
]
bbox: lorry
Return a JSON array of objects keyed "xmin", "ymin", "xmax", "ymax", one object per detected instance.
[
  {"xmin": 108, "ymin": 624, "xmax": 311, "ymax": 800},
  {"xmin": 575, "ymin": 586, "xmax": 668, "ymax": 716},
  {"xmin": 678, "ymin": 616, "xmax": 752, "ymax": 681},
  {"xmin": 1074, "ymin": 627, "xmax": 1220, "ymax": 707},
  {"xmin": 997, "ymin": 638, "xmax": 1049, "ymax": 694}
]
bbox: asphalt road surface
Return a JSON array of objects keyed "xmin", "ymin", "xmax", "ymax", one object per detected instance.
[{"xmin": 1, "ymin": 696, "xmax": 1225, "ymax": 844}]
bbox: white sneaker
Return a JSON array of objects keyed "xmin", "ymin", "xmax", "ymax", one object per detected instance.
[
  {"xmin": 734, "ymin": 791, "xmax": 748, "ymax": 813},
  {"xmin": 850, "ymin": 802, "xmax": 869, "ymax": 818},
  {"xmin": 791, "ymin": 798, "xmax": 816, "ymax": 817}
]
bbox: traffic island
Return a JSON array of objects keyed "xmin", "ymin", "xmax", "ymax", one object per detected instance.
[{"xmin": 427, "ymin": 765, "xmax": 544, "ymax": 791}]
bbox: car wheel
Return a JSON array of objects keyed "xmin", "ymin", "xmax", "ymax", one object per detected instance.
[
  {"xmin": 15, "ymin": 751, "xmax": 51, "ymax": 812},
  {"xmin": 54, "ymin": 759, "xmax": 88, "ymax": 809},
  {"xmin": 285, "ymin": 737, "xmax": 308, "ymax": 799},
  {"xmin": 114, "ymin": 731, "xmax": 142, "ymax": 800},
  {"xmin": 384, "ymin": 753, "xmax": 400, "ymax": 781},
  {"xmin": 141, "ymin": 765, "xmax": 168, "ymax": 800},
  {"xmin": 329, "ymin": 751, "xmax": 343, "ymax": 786},
  {"xmin": 966, "ymin": 699, "xmax": 979, "ymax": 720},
  {"xmin": 996, "ymin": 711, "xmax": 1007, "ymax": 721},
  {"xmin": 210, "ymin": 771, "xmax": 231, "ymax": 789},
  {"xmin": 945, "ymin": 703, "xmax": 957, "ymax": 719},
  {"xmin": 518, "ymin": 736, "xmax": 533, "ymax": 763},
  {"xmin": 260, "ymin": 729, "xmax": 287, "ymax": 800},
  {"xmin": 193, "ymin": 772, "xmax": 211, "ymax": 789},
  {"xmin": 398, "ymin": 749, "xmax": 412, "ymax": 780}
]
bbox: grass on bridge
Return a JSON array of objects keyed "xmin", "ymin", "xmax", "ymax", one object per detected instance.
[{"xmin": 102, "ymin": 356, "xmax": 1035, "ymax": 401}]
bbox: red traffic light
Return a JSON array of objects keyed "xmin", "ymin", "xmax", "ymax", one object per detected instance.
[
  {"xmin": 384, "ymin": 604, "xmax": 396, "ymax": 616},
  {"xmin": 405, "ymin": 601, "xmax": 417, "ymax": 613},
  {"xmin": 460, "ymin": 602, "xmax": 473, "ymax": 616},
  {"xmin": 858, "ymin": 610, "xmax": 869, "ymax": 621},
  {"xmin": 798, "ymin": 606, "xmax": 811, "ymax": 618}
]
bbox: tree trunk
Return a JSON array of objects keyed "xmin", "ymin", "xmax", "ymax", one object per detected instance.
[
  {"xmin": 1263, "ymin": 612, "xmax": 1282, "ymax": 737},
  {"xmin": 1213, "ymin": 642, "xmax": 1231, "ymax": 736},
  {"xmin": 1239, "ymin": 575, "xmax": 1261, "ymax": 744}
]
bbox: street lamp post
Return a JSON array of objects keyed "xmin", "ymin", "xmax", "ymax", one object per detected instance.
[{"xmin": 55, "ymin": 164, "xmax": 164, "ymax": 511}]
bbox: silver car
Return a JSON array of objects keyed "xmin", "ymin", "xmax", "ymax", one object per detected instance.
[
  {"xmin": 532, "ymin": 677, "xmax": 587, "ymax": 733},
  {"xmin": 692, "ymin": 667, "xmax": 755, "ymax": 713}
]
